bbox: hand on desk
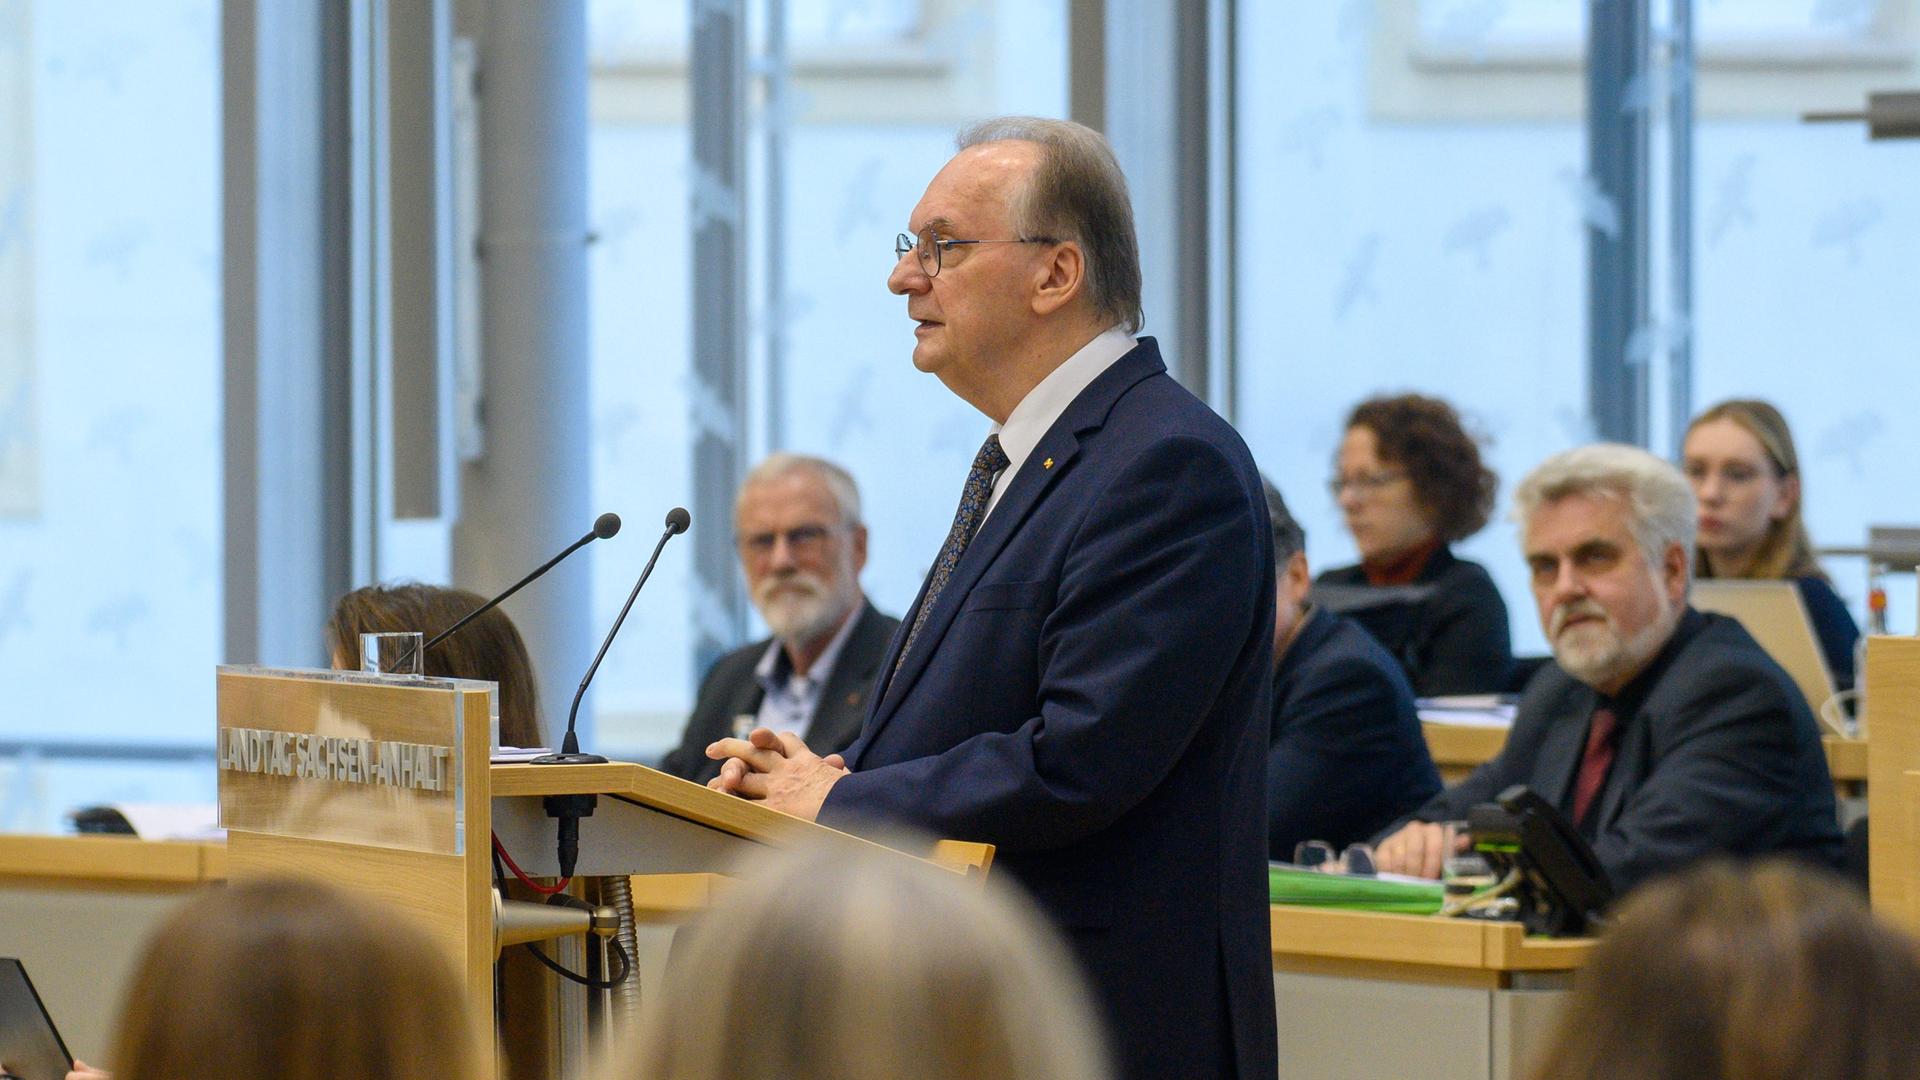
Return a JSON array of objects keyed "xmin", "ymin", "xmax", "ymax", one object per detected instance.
[
  {"xmin": 706, "ymin": 727, "xmax": 847, "ymax": 822},
  {"xmin": 1373, "ymin": 821, "xmax": 1469, "ymax": 880}
]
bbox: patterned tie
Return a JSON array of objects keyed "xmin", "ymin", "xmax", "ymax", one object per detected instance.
[
  {"xmin": 893, "ymin": 433, "xmax": 1011, "ymax": 677},
  {"xmin": 1571, "ymin": 705, "xmax": 1621, "ymax": 828}
]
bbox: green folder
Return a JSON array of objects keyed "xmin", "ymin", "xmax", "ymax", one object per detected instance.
[{"xmin": 1268, "ymin": 864, "xmax": 1445, "ymax": 915}]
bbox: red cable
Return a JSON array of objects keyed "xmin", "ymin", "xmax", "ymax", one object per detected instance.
[{"xmin": 492, "ymin": 832, "xmax": 571, "ymax": 895}]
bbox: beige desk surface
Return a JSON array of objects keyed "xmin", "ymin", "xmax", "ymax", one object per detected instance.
[
  {"xmin": 1423, "ymin": 723, "xmax": 1866, "ymax": 783},
  {"xmin": 1270, "ymin": 904, "xmax": 1594, "ymax": 990},
  {"xmin": 0, "ymin": 834, "xmax": 226, "ymax": 888}
]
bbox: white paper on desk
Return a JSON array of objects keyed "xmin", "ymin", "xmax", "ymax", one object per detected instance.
[
  {"xmin": 112, "ymin": 803, "xmax": 224, "ymax": 841},
  {"xmin": 1417, "ymin": 695, "xmax": 1517, "ymax": 728},
  {"xmin": 491, "ymin": 746, "xmax": 552, "ymax": 763}
]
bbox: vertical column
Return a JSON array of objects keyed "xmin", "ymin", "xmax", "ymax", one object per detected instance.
[
  {"xmin": 1587, "ymin": 0, "xmax": 1652, "ymax": 446},
  {"xmin": 456, "ymin": 0, "xmax": 594, "ymax": 744},
  {"xmin": 222, "ymin": 0, "xmax": 353, "ymax": 667},
  {"xmin": 1087, "ymin": 0, "xmax": 1230, "ymax": 414},
  {"xmin": 689, "ymin": 0, "xmax": 749, "ymax": 676},
  {"xmin": 1665, "ymin": 0, "xmax": 1695, "ymax": 453}
]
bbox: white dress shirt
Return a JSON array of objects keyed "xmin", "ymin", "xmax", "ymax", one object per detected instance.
[{"xmin": 982, "ymin": 325, "xmax": 1136, "ymax": 523}]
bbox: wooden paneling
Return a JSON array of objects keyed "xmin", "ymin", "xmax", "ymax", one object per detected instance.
[{"xmin": 1868, "ymin": 637, "xmax": 1920, "ymax": 930}]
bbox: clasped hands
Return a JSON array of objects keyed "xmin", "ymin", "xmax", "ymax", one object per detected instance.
[{"xmin": 704, "ymin": 727, "xmax": 848, "ymax": 821}]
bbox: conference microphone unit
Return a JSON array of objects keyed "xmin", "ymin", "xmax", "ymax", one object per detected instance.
[
  {"xmin": 392, "ymin": 512, "xmax": 622, "ymax": 674},
  {"xmin": 534, "ymin": 506, "xmax": 691, "ymax": 768}
]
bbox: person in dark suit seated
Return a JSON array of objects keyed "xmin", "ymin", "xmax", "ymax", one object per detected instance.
[
  {"xmin": 1374, "ymin": 444, "xmax": 1843, "ymax": 892},
  {"xmin": 704, "ymin": 117, "xmax": 1278, "ymax": 1079},
  {"xmin": 1313, "ymin": 393, "xmax": 1512, "ymax": 695},
  {"xmin": 1683, "ymin": 399, "xmax": 1860, "ymax": 689},
  {"xmin": 1261, "ymin": 477, "xmax": 1440, "ymax": 859},
  {"xmin": 661, "ymin": 454, "xmax": 899, "ymax": 785}
]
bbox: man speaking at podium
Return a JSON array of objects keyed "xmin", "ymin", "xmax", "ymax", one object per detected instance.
[{"xmin": 706, "ymin": 117, "xmax": 1278, "ymax": 1080}]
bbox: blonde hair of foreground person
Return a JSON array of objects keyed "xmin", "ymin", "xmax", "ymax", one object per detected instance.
[
  {"xmin": 600, "ymin": 840, "xmax": 1113, "ymax": 1080},
  {"xmin": 102, "ymin": 877, "xmax": 482, "ymax": 1080},
  {"xmin": 1528, "ymin": 860, "xmax": 1920, "ymax": 1080}
]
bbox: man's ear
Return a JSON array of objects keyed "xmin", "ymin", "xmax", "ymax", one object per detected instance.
[
  {"xmin": 1030, "ymin": 240, "xmax": 1086, "ymax": 317},
  {"xmin": 1663, "ymin": 541, "xmax": 1689, "ymax": 606},
  {"xmin": 850, "ymin": 523, "xmax": 869, "ymax": 574}
]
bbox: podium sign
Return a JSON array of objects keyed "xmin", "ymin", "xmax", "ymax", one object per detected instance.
[{"xmin": 216, "ymin": 666, "xmax": 494, "ymax": 856}]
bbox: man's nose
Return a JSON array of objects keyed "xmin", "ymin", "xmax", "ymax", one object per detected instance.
[
  {"xmin": 1547, "ymin": 561, "xmax": 1588, "ymax": 606},
  {"xmin": 888, "ymin": 251, "xmax": 927, "ymax": 295}
]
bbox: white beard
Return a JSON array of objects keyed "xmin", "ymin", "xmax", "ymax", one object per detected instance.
[
  {"xmin": 1550, "ymin": 596, "xmax": 1675, "ymax": 691},
  {"xmin": 755, "ymin": 570, "xmax": 854, "ymax": 645}
]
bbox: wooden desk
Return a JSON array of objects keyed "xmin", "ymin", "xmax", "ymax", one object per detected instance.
[
  {"xmin": 1271, "ymin": 905, "xmax": 1591, "ymax": 1080},
  {"xmin": 1424, "ymin": 722, "xmax": 1867, "ymax": 792},
  {"xmin": 0, "ymin": 836, "xmax": 227, "ymax": 1064}
]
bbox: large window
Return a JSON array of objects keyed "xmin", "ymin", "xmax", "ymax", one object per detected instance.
[
  {"xmin": 1236, "ymin": 1, "xmax": 1920, "ymax": 657},
  {"xmin": 0, "ymin": 2, "xmax": 222, "ymax": 829},
  {"xmin": 586, "ymin": 0, "xmax": 1067, "ymax": 756}
]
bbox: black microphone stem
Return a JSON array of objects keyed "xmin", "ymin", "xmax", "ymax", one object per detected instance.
[
  {"xmin": 540, "ymin": 512, "xmax": 686, "ymax": 764},
  {"xmin": 396, "ymin": 534, "xmax": 594, "ymax": 672}
]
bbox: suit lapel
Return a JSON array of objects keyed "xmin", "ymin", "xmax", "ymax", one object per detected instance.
[
  {"xmin": 861, "ymin": 341, "xmax": 1166, "ymax": 752},
  {"xmin": 1534, "ymin": 684, "xmax": 1598, "ymax": 810},
  {"xmin": 811, "ymin": 605, "xmax": 888, "ymax": 753},
  {"xmin": 1591, "ymin": 708, "xmax": 1643, "ymax": 832}
]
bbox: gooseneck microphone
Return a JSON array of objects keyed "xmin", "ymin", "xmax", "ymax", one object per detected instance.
[
  {"xmin": 534, "ymin": 507, "xmax": 691, "ymax": 768},
  {"xmin": 393, "ymin": 512, "xmax": 623, "ymax": 674},
  {"xmin": 535, "ymin": 508, "xmax": 688, "ymax": 883}
]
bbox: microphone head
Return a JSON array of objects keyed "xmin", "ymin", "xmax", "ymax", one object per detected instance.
[
  {"xmin": 664, "ymin": 507, "xmax": 691, "ymax": 535},
  {"xmin": 593, "ymin": 512, "xmax": 622, "ymax": 539}
]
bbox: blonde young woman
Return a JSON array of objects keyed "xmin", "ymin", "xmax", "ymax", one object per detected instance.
[
  {"xmin": 1681, "ymin": 400, "xmax": 1860, "ymax": 688},
  {"xmin": 601, "ymin": 839, "xmax": 1112, "ymax": 1080},
  {"xmin": 69, "ymin": 878, "xmax": 480, "ymax": 1080}
]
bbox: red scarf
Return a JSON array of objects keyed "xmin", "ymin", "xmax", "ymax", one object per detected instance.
[{"xmin": 1361, "ymin": 537, "xmax": 1442, "ymax": 587}]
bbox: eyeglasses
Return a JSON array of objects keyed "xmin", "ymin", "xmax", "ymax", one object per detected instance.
[
  {"xmin": 1326, "ymin": 470, "xmax": 1407, "ymax": 498},
  {"xmin": 735, "ymin": 523, "xmax": 840, "ymax": 559},
  {"xmin": 893, "ymin": 226, "xmax": 1058, "ymax": 278},
  {"xmin": 1293, "ymin": 840, "xmax": 1377, "ymax": 876}
]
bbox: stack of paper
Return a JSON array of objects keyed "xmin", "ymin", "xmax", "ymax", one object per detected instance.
[{"xmin": 1417, "ymin": 694, "xmax": 1517, "ymax": 728}]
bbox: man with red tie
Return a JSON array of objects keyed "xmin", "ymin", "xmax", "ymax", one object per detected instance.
[{"xmin": 1374, "ymin": 443, "xmax": 1842, "ymax": 892}]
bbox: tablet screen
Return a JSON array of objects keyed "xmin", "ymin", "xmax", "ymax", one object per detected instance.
[{"xmin": 0, "ymin": 959, "xmax": 72, "ymax": 1080}]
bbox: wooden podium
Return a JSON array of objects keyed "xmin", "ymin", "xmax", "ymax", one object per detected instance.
[{"xmin": 216, "ymin": 666, "xmax": 985, "ymax": 1079}]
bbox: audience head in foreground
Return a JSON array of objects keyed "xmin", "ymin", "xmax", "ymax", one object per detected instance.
[
  {"xmin": 604, "ymin": 841, "xmax": 1111, "ymax": 1080},
  {"xmin": 1315, "ymin": 392, "xmax": 1511, "ymax": 695},
  {"xmin": 104, "ymin": 877, "xmax": 478, "ymax": 1080},
  {"xmin": 326, "ymin": 582, "xmax": 543, "ymax": 747},
  {"xmin": 1529, "ymin": 860, "xmax": 1920, "ymax": 1080},
  {"xmin": 1373, "ymin": 444, "xmax": 1841, "ymax": 888}
]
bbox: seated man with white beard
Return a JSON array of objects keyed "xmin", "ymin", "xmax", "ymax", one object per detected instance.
[
  {"xmin": 1374, "ymin": 444, "xmax": 1842, "ymax": 892},
  {"xmin": 661, "ymin": 454, "xmax": 899, "ymax": 785}
]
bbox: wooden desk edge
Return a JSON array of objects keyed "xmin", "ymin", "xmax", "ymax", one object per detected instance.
[
  {"xmin": 1270, "ymin": 904, "xmax": 1593, "ymax": 974},
  {"xmin": 0, "ymin": 835, "xmax": 227, "ymax": 886}
]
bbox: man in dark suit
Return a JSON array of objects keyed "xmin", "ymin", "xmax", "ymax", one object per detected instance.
[
  {"xmin": 659, "ymin": 454, "xmax": 898, "ymax": 785},
  {"xmin": 1262, "ymin": 479, "xmax": 1440, "ymax": 859},
  {"xmin": 1375, "ymin": 444, "xmax": 1843, "ymax": 892},
  {"xmin": 705, "ymin": 118, "xmax": 1277, "ymax": 1080}
]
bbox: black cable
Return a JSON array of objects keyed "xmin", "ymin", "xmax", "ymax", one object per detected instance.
[{"xmin": 523, "ymin": 939, "xmax": 630, "ymax": 990}]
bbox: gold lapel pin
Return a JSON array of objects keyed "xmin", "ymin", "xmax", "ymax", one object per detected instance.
[{"xmin": 1043, "ymin": 457, "xmax": 1054, "ymax": 469}]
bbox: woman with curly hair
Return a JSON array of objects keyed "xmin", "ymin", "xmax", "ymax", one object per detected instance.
[{"xmin": 1314, "ymin": 393, "xmax": 1512, "ymax": 695}]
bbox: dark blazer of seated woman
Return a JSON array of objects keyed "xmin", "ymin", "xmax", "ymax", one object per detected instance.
[{"xmin": 1314, "ymin": 544, "xmax": 1513, "ymax": 697}]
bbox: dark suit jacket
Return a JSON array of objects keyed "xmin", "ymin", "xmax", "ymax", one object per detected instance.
[
  {"xmin": 1796, "ymin": 575, "xmax": 1860, "ymax": 691},
  {"xmin": 659, "ymin": 600, "xmax": 898, "ymax": 785},
  {"xmin": 1314, "ymin": 546, "xmax": 1513, "ymax": 696},
  {"xmin": 1268, "ymin": 607, "xmax": 1441, "ymax": 858},
  {"xmin": 819, "ymin": 339, "xmax": 1278, "ymax": 1080},
  {"xmin": 1386, "ymin": 608, "xmax": 1843, "ymax": 893}
]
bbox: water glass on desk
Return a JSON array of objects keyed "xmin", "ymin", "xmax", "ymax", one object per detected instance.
[{"xmin": 360, "ymin": 631, "xmax": 424, "ymax": 675}]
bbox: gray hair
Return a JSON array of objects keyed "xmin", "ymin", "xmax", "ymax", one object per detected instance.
[
  {"xmin": 1260, "ymin": 475, "xmax": 1306, "ymax": 562},
  {"xmin": 956, "ymin": 116, "xmax": 1144, "ymax": 334},
  {"xmin": 738, "ymin": 453, "xmax": 863, "ymax": 526},
  {"xmin": 1512, "ymin": 443, "xmax": 1696, "ymax": 575}
]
